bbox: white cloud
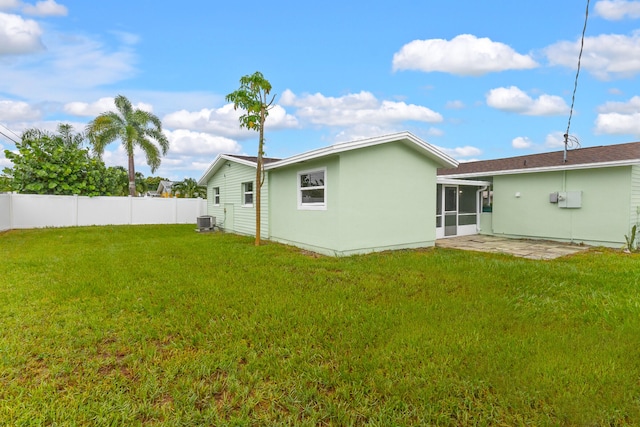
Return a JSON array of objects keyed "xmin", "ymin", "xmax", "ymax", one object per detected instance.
[
  {"xmin": 597, "ymin": 95, "xmax": 640, "ymax": 113},
  {"xmin": 0, "ymin": 99, "xmax": 41, "ymax": 122},
  {"xmin": 110, "ymin": 30, "xmax": 140, "ymax": 46},
  {"xmin": 64, "ymin": 97, "xmax": 153, "ymax": 117},
  {"xmin": 22, "ymin": 0, "xmax": 67, "ymax": 16},
  {"xmin": 163, "ymin": 103, "xmax": 297, "ymax": 139},
  {"xmin": 594, "ymin": 96, "xmax": 640, "ymax": 135},
  {"xmin": 163, "ymin": 104, "xmax": 251, "ymax": 138},
  {"xmin": 445, "ymin": 100, "xmax": 465, "ymax": 109},
  {"xmin": 280, "ymin": 89, "xmax": 443, "ymax": 127},
  {"xmin": 99, "ymin": 138, "xmax": 232, "ymax": 179},
  {"xmin": 512, "ymin": 136, "xmax": 533, "ymax": 149},
  {"xmin": 0, "ymin": 148, "xmax": 12, "ymax": 168},
  {"xmin": 595, "ymin": 0, "xmax": 640, "ymax": 20},
  {"xmin": 595, "ymin": 112, "xmax": 640, "ymax": 135},
  {"xmin": 0, "ymin": 12, "xmax": 43, "ymax": 54},
  {"xmin": 0, "ymin": 0, "xmax": 19, "ymax": 9},
  {"xmin": 545, "ymin": 131, "xmax": 569, "ymax": 148},
  {"xmin": 486, "ymin": 86, "xmax": 569, "ymax": 116},
  {"xmin": 434, "ymin": 144, "xmax": 482, "ymax": 159},
  {"xmin": 545, "ymin": 32, "xmax": 640, "ymax": 80},
  {"xmin": 392, "ymin": 34, "xmax": 538, "ymax": 76},
  {"xmin": 0, "ymin": 33, "xmax": 137, "ymax": 101},
  {"xmin": 163, "ymin": 129, "xmax": 241, "ymax": 156}
]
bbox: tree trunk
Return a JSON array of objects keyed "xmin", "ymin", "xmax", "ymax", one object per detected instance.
[
  {"xmin": 255, "ymin": 107, "xmax": 265, "ymax": 246},
  {"xmin": 128, "ymin": 153, "xmax": 136, "ymax": 197}
]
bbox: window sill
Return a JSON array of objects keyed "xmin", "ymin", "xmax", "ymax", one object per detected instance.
[{"xmin": 298, "ymin": 204, "xmax": 326, "ymax": 211}]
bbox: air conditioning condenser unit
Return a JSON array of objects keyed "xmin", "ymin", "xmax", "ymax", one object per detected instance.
[{"xmin": 196, "ymin": 215, "xmax": 215, "ymax": 232}]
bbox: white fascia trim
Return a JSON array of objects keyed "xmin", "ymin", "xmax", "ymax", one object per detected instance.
[
  {"xmin": 437, "ymin": 177, "xmax": 492, "ymax": 186},
  {"xmin": 265, "ymin": 131, "xmax": 458, "ymax": 170},
  {"xmin": 441, "ymin": 159, "xmax": 640, "ymax": 179},
  {"xmin": 198, "ymin": 154, "xmax": 257, "ymax": 185}
]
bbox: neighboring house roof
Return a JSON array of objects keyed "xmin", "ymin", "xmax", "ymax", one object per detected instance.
[
  {"xmin": 438, "ymin": 141, "xmax": 640, "ymax": 178},
  {"xmin": 199, "ymin": 132, "xmax": 457, "ymax": 185},
  {"xmin": 157, "ymin": 180, "xmax": 174, "ymax": 194}
]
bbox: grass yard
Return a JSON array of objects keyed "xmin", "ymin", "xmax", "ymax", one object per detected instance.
[{"xmin": 1, "ymin": 225, "xmax": 639, "ymax": 426}]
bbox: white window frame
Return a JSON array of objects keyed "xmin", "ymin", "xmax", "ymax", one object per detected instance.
[
  {"xmin": 212, "ymin": 187, "xmax": 220, "ymax": 206},
  {"xmin": 297, "ymin": 167, "xmax": 327, "ymax": 210},
  {"xmin": 242, "ymin": 181, "xmax": 254, "ymax": 207}
]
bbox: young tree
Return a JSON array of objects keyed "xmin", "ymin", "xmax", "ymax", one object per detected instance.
[
  {"xmin": 226, "ymin": 72, "xmax": 275, "ymax": 246},
  {"xmin": 86, "ymin": 95, "xmax": 169, "ymax": 197}
]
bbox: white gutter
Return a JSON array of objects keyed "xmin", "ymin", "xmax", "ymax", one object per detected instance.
[
  {"xmin": 440, "ymin": 159, "xmax": 640, "ymax": 179},
  {"xmin": 437, "ymin": 177, "xmax": 491, "ymax": 186}
]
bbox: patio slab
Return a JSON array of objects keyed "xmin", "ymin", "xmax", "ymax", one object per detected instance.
[{"xmin": 435, "ymin": 234, "xmax": 589, "ymax": 260}]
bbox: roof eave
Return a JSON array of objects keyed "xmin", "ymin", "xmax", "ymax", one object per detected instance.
[
  {"xmin": 197, "ymin": 154, "xmax": 257, "ymax": 185},
  {"xmin": 440, "ymin": 158, "xmax": 640, "ymax": 179},
  {"xmin": 265, "ymin": 131, "xmax": 458, "ymax": 170}
]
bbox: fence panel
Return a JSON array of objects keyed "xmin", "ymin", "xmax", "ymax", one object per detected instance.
[
  {"xmin": 12, "ymin": 194, "xmax": 77, "ymax": 229},
  {"xmin": 0, "ymin": 193, "xmax": 207, "ymax": 230},
  {"xmin": 0, "ymin": 194, "xmax": 10, "ymax": 232},
  {"xmin": 77, "ymin": 196, "xmax": 132, "ymax": 226}
]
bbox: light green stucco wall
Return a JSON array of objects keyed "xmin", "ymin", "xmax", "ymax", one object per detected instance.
[
  {"xmin": 489, "ymin": 166, "xmax": 632, "ymax": 247},
  {"xmin": 269, "ymin": 142, "xmax": 438, "ymax": 255},
  {"xmin": 631, "ymin": 165, "xmax": 640, "ymax": 230},
  {"xmin": 205, "ymin": 161, "xmax": 268, "ymax": 238}
]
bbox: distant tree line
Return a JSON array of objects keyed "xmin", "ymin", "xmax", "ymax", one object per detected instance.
[
  {"xmin": 1, "ymin": 95, "xmax": 204, "ymax": 198},
  {"xmin": 1, "ymin": 123, "xmax": 168, "ymax": 196}
]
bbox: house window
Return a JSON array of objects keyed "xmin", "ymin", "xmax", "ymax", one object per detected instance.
[
  {"xmin": 298, "ymin": 168, "xmax": 326, "ymax": 210},
  {"xmin": 242, "ymin": 182, "xmax": 253, "ymax": 206},
  {"xmin": 212, "ymin": 187, "xmax": 220, "ymax": 205}
]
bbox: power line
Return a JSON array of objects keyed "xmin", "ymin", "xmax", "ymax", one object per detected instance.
[
  {"xmin": 0, "ymin": 129, "xmax": 19, "ymax": 145},
  {"xmin": 564, "ymin": 0, "xmax": 590, "ymax": 162},
  {"xmin": 0, "ymin": 122, "xmax": 20, "ymax": 139},
  {"xmin": 0, "ymin": 122, "xmax": 20, "ymax": 144}
]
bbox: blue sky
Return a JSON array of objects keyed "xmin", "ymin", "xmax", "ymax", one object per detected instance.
[{"xmin": 1, "ymin": 0, "xmax": 640, "ymax": 180}]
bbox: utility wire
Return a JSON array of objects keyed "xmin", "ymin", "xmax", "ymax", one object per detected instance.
[
  {"xmin": 0, "ymin": 122, "xmax": 20, "ymax": 144},
  {"xmin": 0, "ymin": 129, "xmax": 19, "ymax": 145},
  {"xmin": 564, "ymin": 0, "xmax": 590, "ymax": 161},
  {"xmin": 0, "ymin": 122, "xmax": 20, "ymax": 139}
]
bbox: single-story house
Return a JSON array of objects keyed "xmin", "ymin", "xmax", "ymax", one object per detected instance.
[
  {"xmin": 199, "ymin": 132, "xmax": 640, "ymax": 255},
  {"xmin": 198, "ymin": 132, "xmax": 493, "ymax": 255},
  {"xmin": 438, "ymin": 141, "xmax": 640, "ymax": 248}
]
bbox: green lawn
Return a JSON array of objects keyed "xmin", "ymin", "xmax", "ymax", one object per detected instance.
[{"xmin": 1, "ymin": 225, "xmax": 639, "ymax": 426}]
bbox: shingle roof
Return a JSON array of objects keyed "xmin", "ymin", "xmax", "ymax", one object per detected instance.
[{"xmin": 438, "ymin": 141, "xmax": 640, "ymax": 177}]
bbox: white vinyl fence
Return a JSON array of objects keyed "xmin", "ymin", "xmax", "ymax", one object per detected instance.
[{"xmin": 0, "ymin": 193, "xmax": 207, "ymax": 232}]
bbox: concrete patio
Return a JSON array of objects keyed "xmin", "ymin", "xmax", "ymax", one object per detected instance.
[{"xmin": 435, "ymin": 234, "xmax": 590, "ymax": 260}]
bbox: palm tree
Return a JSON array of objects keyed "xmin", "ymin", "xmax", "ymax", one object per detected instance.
[
  {"xmin": 86, "ymin": 95, "xmax": 169, "ymax": 196},
  {"xmin": 171, "ymin": 178, "xmax": 207, "ymax": 198}
]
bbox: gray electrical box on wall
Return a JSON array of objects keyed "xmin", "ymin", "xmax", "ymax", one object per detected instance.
[
  {"xmin": 558, "ymin": 191, "xmax": 582, "ymax": 208},
  {"xmin": 549, "ymin": 192, "xmax": 558, "ymax": 203}
]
